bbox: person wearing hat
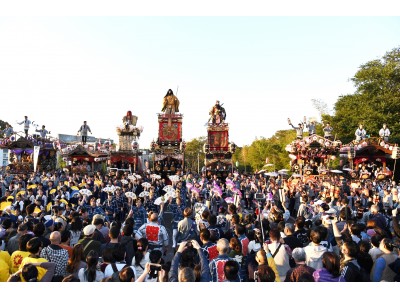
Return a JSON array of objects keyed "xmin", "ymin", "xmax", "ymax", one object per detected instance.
[
  {"xmin": 161, "ymin": 88, "xmax": 180, "ymax": 114},
  {"xmin": 209, "ymin": 100, "xmax": 226, "ymax": 125},
  {"xmin": 77, "ymin": 224, "xmax": 102, "ymax": 258},
  {"xmin": 43, "ymin": 218, "xmax": 55, "ymax": 239},
  {"xmin": 17, "ymin": 116, "xmax": 33, "ymax": 138},
  {"xmin": 311, "ymin": 202, "xmax": 330, "ymax": 223},
  {"xmin": 379, "ymin": 123, "xmax": 390, "ymax": 142}
]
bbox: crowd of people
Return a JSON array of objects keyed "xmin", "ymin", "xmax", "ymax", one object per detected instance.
[{"xmin": 0, "ymin": 166, "xmax": 399, "ymax": 283}]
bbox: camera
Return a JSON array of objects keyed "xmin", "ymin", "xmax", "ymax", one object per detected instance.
[
  {"xmin": 186, "ymin": 241, "xmax": 193, "ymax": 248},
  {"xmin": 149, "ymin": 264, "xmax": 162, "ymax": 272}
]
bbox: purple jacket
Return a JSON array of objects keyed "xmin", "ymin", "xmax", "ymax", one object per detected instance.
[{"xmin": 313, "ymin": 268, "xmax": 346, "ymax": 282}]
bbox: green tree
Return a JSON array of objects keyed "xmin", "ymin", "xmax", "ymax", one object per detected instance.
[
  {"xmin": 184, "ymin": 136, "xmax": 206, "ymax": 173},
  {"xmin": 0, "ymin": 119, "xmax": 11, "ymax": 131},
  {"xmin": 332, "ymin": 47, "xmax": 400, "ymax": 144},
  {"xmin": 233, "ymin": 129, "xmax": 296, "ymax": 173}
]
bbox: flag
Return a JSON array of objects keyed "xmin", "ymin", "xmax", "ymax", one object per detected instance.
[{"xmin": 33, "ymin": 146, "xmax": 40, "ymax": 172}]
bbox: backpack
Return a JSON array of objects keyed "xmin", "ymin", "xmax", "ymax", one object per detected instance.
[{"xmin": 110, "ymin": 263, "xmax": 130, "ymax": 282}]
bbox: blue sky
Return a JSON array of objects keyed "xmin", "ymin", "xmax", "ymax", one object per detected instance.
[{"xmin": 0, "ymin": 16, "xmax": 399, "ymax": 148}]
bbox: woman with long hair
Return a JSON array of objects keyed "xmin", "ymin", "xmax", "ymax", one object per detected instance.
[
  {"xmin": 77, "ymin": 250, "xmax": 104, "ymax": 282},
  {"xmin": 66, "ymin": 244, "xmax": 86, "ymax": 278},
  {"xmin": 69, "ymin": 216, "xmax": 83, "ymax": 247},
  {"xmin": 313, "ymin": 252, "xmax": 345, "ymax": 282},
  {"xmin": 132, "ymin": 238, "xmax": 150, "ymax": 278}
]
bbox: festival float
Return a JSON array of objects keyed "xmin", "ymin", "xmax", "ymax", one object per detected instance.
[
  {"xmin": 339, "ymin": 137, "xmax": 398, "ymax": 180},
  {"xmin": 0, "ymin": 133, "xmax": 57, "ymax": 173},
  {"xmin": 203, "ymin": 100, "xmax": 236, "ymax": 179},
  {"xmin": 285, "ymin": 134, "xmax": 342, "ymax": 176},
  {"xmin": 150, "ymin": 89, "xmax": 185, "ymax": 178},
  {"xmin": 60, "ymin": 141, "xmax": 111, "ymax": 174},
  {"xmin": 109, "ymin": 110, "xmax": 144, "ymax": 174}
]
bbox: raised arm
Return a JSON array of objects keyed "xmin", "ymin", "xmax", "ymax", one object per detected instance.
[{"xmin": 192, "ymin": 240, "xmax": 211, "ymax": 282}]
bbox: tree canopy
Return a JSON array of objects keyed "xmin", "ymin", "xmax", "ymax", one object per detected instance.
[{"xmin": 331, "ymin": 47, "xmax": 400, "ymax": 144}]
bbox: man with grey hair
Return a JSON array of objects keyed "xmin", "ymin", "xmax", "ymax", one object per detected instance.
[
  {"xmin": 40, "ymin": 231, "xmax": 69, "ymax": 278},
  {"xmin": 283, "ymin": 223, "xmax": 303, "ymax": 252},
  {"xmin": 137, "ymin": 212, "xmax": 169, "ymax": 254},
  {"xmin": 209, "ymin": 238, "xmax": 238, "ymax": 282},
  {"xmin": 369, "ymin": 204, "xmax": 389, "ymax": 235},
  {"xmin": 284, "ymin": 247, "xmax": 315, "ymax": 282}
]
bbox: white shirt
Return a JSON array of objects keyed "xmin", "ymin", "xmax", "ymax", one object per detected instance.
[
  {"xmin": 131, "ymin": 252, "xmax": 150, "ymax": 278},
  {"xmin": 104, "ymin": 263, "xmax": 137, "ymax": 279},
  {"xmin": 355, "ymin": 128, "xmax": 366, "ymax": 140},
  {"xmin": 379, "ymin": 128, "xmax": 390, "ymax": 137},
  {"xmin": 78, "ymin": 268, "xmax": 104, "ymax": 282},
  {"xmin": 247, "ymin": 240, "xmax": 261, "ymax": 254}
]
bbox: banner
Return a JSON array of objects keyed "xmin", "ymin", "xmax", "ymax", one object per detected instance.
[
  {"xmin": 158, "ymin": 120, "xmax": 182, "ymax": 142},
  {"xmin": 33, "ymin": 146, "xmax": 40, "ymax": 172},
  {"xmin": 208, "ymin": 130, "xmax": 229, "ymax": 151}
]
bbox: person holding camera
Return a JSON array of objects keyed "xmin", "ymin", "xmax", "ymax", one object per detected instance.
[
  {"xmin": 168, "ymin": 240, "xmax": 211, "ymax": 282},
  {"xmin": 136, "ymin": 260, "xmax": 166, "ymax": 282}
]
